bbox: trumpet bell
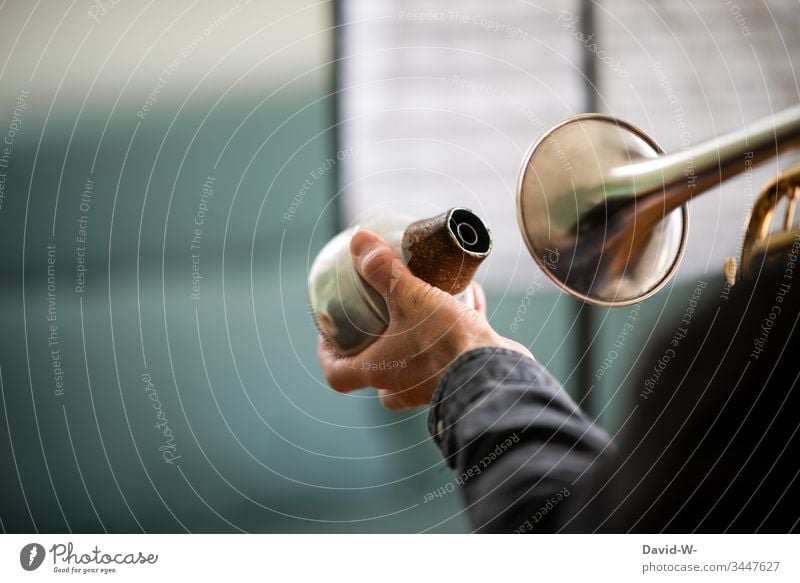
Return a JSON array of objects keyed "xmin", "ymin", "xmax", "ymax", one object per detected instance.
[{"xmin": 517, "ymin": 114, "xmax": 688, "ymax": 307}]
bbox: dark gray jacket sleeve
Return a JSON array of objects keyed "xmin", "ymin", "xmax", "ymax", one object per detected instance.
[{"xmin": 427, "ymin": 347, "xmax": 613, "ymax": 533}]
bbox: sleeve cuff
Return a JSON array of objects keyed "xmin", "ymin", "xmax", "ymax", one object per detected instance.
[{"xmin": 426, "ymin": 346, "xmax": 540, "ymax": 465}]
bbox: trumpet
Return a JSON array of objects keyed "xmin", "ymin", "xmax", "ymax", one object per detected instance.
[
  {"xmin": 739, "ymin": 163, "xmax": 800, "ymax": 282},
  {"xmin": 517, "ymin": 104, "xmax": 800, "ymax": 307}
]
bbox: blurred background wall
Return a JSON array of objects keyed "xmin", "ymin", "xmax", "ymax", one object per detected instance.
[{"xmin": 0, "ymin": 0, "xmax": 797, "ymax": 533}]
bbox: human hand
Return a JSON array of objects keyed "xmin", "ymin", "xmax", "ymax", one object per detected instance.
[{"xmin": 317, "ymin": 229, "xmax": 532, "ymax": 411}]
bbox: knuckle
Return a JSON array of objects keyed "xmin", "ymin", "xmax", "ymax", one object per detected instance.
[
  {"xmin": 360, "ymin": 248, "xmax": 391, "ymax": 282},
  {"xmin": 396, "ymin": 284, "xmax": 426, "ymax": 316}
]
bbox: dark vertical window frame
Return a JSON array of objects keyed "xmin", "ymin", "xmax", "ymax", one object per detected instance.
[
  {"xmin": 331, "ymin": 0, "xmax": 344, "ymax": 233},
  {"xmin": 574, "ymin": 0, "xmax": 600, "ymax": 416}
]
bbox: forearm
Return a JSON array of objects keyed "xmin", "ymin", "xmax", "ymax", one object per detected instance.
[{"xmin": 427, "ymin": 348, "xmax": 613, "ymax": 533}]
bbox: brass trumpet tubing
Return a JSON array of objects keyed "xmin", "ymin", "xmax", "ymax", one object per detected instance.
[
  {"xmin": 741, "ymin": 164, "xmax": 800, "ymax": 279},
  {"xmin": 785, "ymin": 187, "xmax": 798, "ymax": 230}
]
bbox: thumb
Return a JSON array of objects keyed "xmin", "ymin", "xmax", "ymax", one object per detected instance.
[{"xmin": 350, "ymin": 229, "xmax": 425, "ymax": 307}]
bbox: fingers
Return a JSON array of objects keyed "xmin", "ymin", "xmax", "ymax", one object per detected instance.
[
  {"xmin": 350, "ymin": 230, "xmax": 414, "ymax": 299},
  {"xmin": 351, "ymin": 229, "xmax": 452, "ymax": 323},
  {"xmin": 316, "ymin": 336, "xmax": 369, "ymax": 393},
  {"xmin": 378, "ymin": 388, "xmax": 410, "ymax": 412}
]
